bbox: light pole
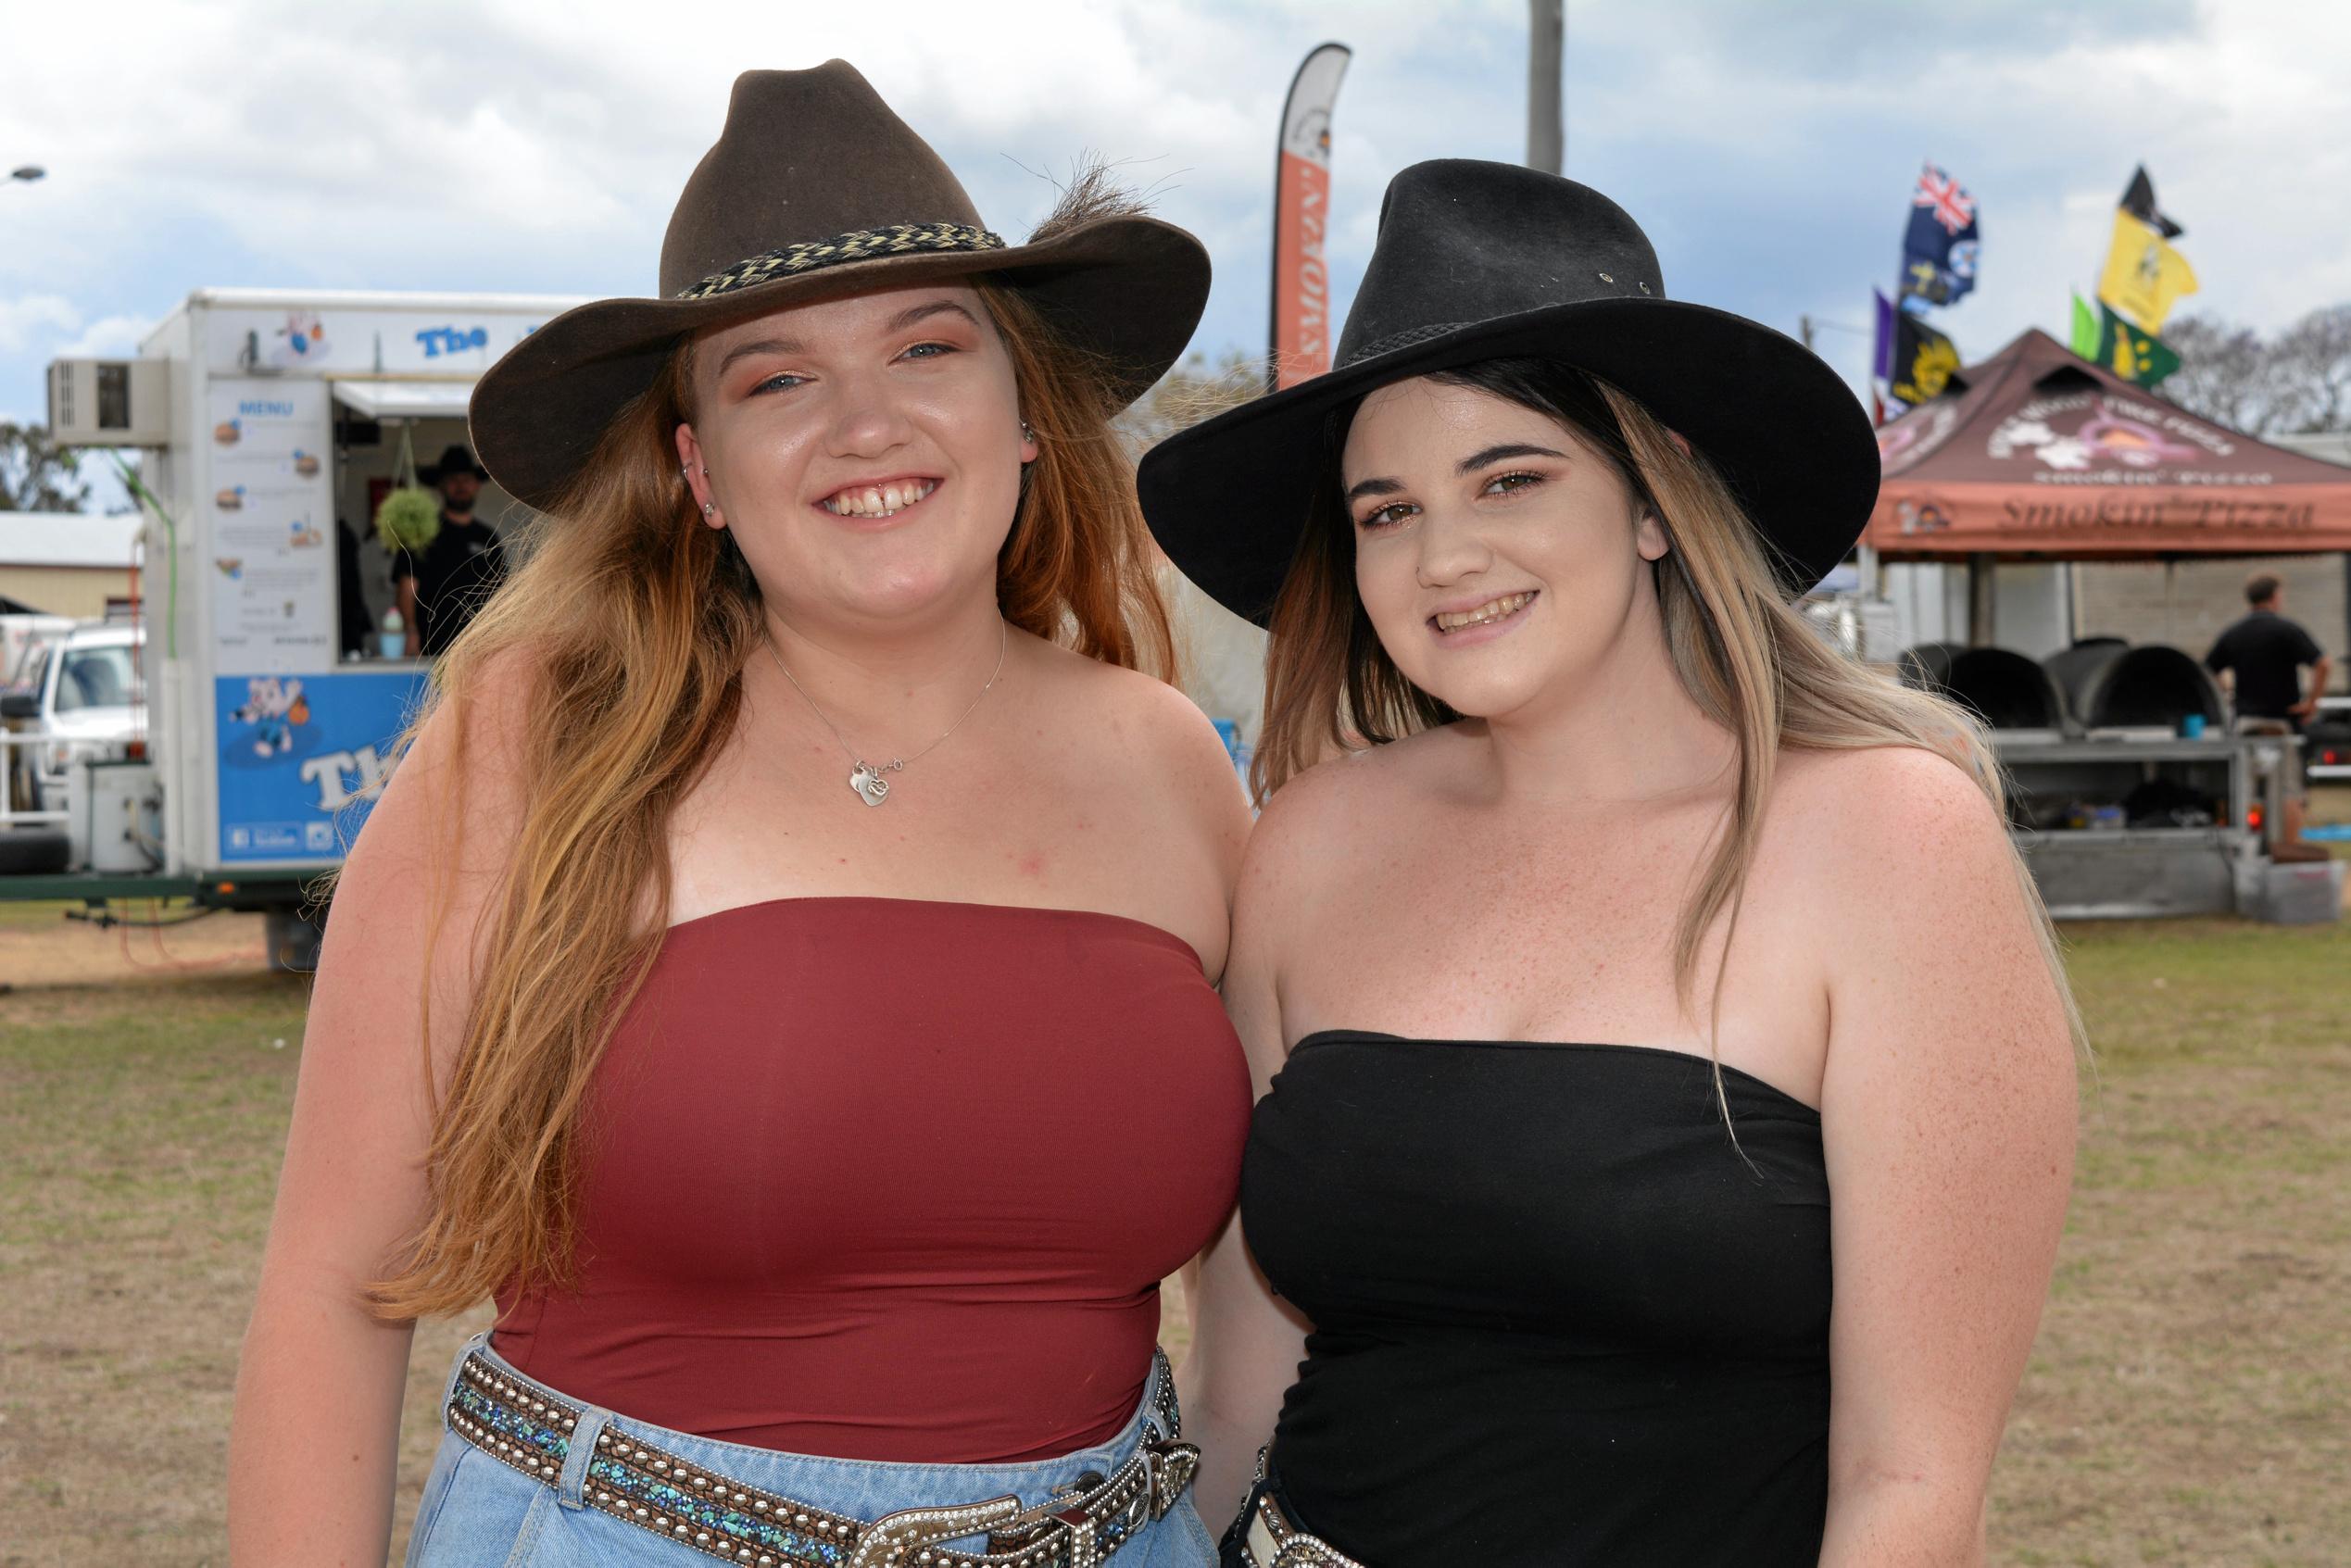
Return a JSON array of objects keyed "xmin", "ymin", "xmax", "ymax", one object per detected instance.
[{"xmin": 1527, "ymin": 0, "xmax": 1563, "ymax": 175}]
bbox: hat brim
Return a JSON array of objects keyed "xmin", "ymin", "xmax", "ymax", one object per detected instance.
[
  {"xmin": 1138, "ymin": 298, "xmax": 1880, "ymax": 625},
  {"xmin": 471, "ymin": 215, "xmax": 1209, "ymax": 512}
]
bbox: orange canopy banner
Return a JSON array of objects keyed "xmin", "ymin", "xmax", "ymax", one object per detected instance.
[{"xmin": 1866, "ymin": 330, "xmax": 2351, "ymax": 560}]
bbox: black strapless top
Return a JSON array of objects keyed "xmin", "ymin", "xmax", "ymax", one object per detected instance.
[{"xmin": 1241, "ymin": 1031, "xmax": 1830, "ymax": 1568}]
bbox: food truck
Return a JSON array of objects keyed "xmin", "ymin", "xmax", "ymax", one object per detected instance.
[{"xmin": 4, "ymin": 288, "xmax": 585, "ymax": 964}]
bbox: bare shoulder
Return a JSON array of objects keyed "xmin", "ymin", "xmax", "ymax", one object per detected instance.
[
  {"xmin": 346, "ymin": 642, "xmax": 549, "ymax": 900},
  {"xmin": 1242, "ymin": 734, "xmax": 1432, "ymax": 891},
  {"xmin": 1034, "ymin": 639, "xmax": 1251, "ymax": 863},
  {"xmin": 1775, "ymin": 742, "xmax": 2031, "ymax": 937},
  {"xmin": 1036, "ymin": 640, "xmax": 1233, "ymax": 780}
]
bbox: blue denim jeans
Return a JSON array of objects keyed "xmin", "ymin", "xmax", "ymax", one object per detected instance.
[{"xmin": 404, "ymin": 1332, "xmax": 1218, "ymax": 1567}]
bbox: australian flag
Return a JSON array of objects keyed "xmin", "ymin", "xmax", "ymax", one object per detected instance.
[{"xmin": 1900, "ymin": 162, "xmax": 1980, "ymax": 308}]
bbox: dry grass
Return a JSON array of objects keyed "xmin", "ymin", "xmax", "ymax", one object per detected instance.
[{"xmin": 1, "ymin": 890, "xmax": 2344, "ymax": 1566}]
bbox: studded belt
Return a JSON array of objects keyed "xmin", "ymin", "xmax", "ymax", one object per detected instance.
[
  {"xmin": 1234, "ymin": 1450, "xmax": 1368, "ymax": 1568},
  {"xmin": 443, "ymin": 1348, "xmax": 1200, "ymax": 1568}
]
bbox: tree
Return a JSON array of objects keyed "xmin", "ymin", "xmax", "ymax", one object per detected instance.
[
  {"xmin": 2160, "ymin": 304, "xmax": 2351, "ymax": 435},
  {"xmin": 0, "ymin": 420, "xmax": 90, "ymax": 511},
  {"xmin": 2271, "ymin": 304, "xmax": 2351, "ymax": 433}
]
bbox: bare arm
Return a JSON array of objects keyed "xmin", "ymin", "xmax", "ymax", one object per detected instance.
[
  {"xmin": 1178, "ymin": 785, "xmax": 1319, "ymax": 1533},
  {"xmin": 1815, "ymin": 751, "xmax": 2078, "ymax": 1568},
  {"xmin": 2294, "ymin": 655, "xmax": 2331, "ymax": 719},
  {"xmin": 227, "ymin": 654, "xmax": 534, "ymax": 1566},
  {"xmin": 396, "ymin": 577, "xmax": 420, "ymax": 658}
]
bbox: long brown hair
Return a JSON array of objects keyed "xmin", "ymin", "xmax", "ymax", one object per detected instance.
[
  {"xmin": 364, "ymin": 216, "xmax": 1176, "ymax": 1319},
  {"xmin": 1255, "ymin": 358, "xmax": 2081, "ymax": 1083}
]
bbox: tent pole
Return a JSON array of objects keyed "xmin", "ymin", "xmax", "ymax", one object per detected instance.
[{"xmin": 1968, "ymin": 553, "xmax": 1996, "ymax": 646}]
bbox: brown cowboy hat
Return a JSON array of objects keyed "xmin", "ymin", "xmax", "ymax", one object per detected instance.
[{"xmin": 471, "ymin": 60, "xmax": 1212, "ymax": 512}]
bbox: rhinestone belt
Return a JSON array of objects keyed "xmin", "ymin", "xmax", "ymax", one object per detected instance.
[
  {"xmin": 444, "ymin": 1349, "xmax": 1199, "ymax": 1568},
  {"xmin": 1235, "ymin": 1451, "xmax": 1368, "ymax": 1568}
]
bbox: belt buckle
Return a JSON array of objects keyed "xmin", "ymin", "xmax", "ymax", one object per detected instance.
[
  {"xmin": 1142, "ymin": 1438, "xmax": 1198, "ymax": 1519},
  {"xmin": 987, "ymin": 1465, "xmax": 1129, "ymax": 1566},
  {"xmin": 845, "ymin": 1493, "xmax": 1023, "ymax": 1568}
]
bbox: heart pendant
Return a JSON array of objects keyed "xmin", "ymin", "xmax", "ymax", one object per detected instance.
[{"xmin": 849, "ymin": 762, "xmax": 891, "ymax": 807}]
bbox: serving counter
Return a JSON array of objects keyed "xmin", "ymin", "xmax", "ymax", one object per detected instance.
[{"xmin": 1994, "ymin": 734, "xmax": 2282, "ymax": 920}]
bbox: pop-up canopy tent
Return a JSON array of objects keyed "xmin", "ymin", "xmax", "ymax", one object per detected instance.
[{"xmin": 1866, "ymin": 329, "xmax": 2351, "ymax": 564}]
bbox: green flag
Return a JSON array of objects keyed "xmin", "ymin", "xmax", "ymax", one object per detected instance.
[
  {"xmin": 2069, "ymin": 293, "xmax": 2101, "ymax": 358},
  {"xmin": 2099, "ymin": 301, "xmax": 2181, "ymax": 387}
]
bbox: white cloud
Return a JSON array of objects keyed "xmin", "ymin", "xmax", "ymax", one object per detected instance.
[
  {"xmin": 0, "ymin": 0, "xmax": 2345, "ymax": 456},
  {"xmin": 57, "ymin": 313, "xmax": 155, "ymax": 359},
  {"xmin": 0, "ymin": 295, "xmax": 80, "ymax": 354}
]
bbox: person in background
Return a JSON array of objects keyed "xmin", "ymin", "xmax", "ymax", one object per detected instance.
[
  {"xmin": 2206, "ymin": 572, "xmax": 2331, "ymax": 861},
  {"xmin": 390, "ymin": 444, "xmax": 506, "ymax": 658},
  {"xmin": 335, "ymin": 516, "xmax": 372, "ymax": 659}
]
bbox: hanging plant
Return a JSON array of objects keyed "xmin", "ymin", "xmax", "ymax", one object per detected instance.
[
  {"xmin": 373, "ymin": 424, "xmax": 441, "ymax": 554},
  {"xmin": 375, "ymin": 485, "xmax": 441, "ymax": 553}
]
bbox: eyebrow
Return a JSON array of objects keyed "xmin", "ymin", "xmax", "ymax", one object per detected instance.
[
  {"xmin": 713, "ymin": 301, "xmax": 983, "ymax": 378},
  {"xmin": 1455, "ymin": 442, "xmax": 1569, "ymax": 473},
  {"xmin": 716, "ymin": 335, "xmax": 803, "ymax": 376},
  {"xmin": 1343, "ymin": 443, "xmax": 1572, "ymax": 506},
  {"xmin": 886, "ymin": 299, "xmax": 983, "ymax": 333}
]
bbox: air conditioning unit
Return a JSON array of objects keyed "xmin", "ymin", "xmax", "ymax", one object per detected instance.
[{"xmin": 46, "ymin": 358, "xmax": 171, "ymax": 446}]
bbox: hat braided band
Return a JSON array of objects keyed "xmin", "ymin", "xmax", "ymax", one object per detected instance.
[
  {"xmin": 1340, "ymin": 320, "xmax": 1477, "ymax": 368},
  {"xmin": 674, "ymin": 221, "xmax": 1007, "ymax": 301}
]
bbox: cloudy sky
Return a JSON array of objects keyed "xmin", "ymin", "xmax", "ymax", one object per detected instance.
[{"xmin": 3, "ymin": 0, "xmax": 2345, "ymax": 510}]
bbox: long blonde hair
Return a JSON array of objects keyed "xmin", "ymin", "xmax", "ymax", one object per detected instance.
[
  {"xmin": 361, "ymin": 254, "xmax": 1176, "ymax": 1319},
  {"xmin": 1255, "ymin": 358, "xmax": 2082, "ymax": 1073}
]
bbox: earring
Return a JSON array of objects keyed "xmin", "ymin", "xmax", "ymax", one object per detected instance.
[
  {"xmin": 1021, "ymin": 420, "xmax": 1037, "ymax": 445},
  {"xmin": 701, "ymin": 502, "xmax": 715, "ymax": 519}
]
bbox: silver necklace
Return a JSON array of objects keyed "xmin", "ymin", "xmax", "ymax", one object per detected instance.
[{"xmin": 763, "ymin": 618, "xmax": 1008, "ymax": 807}]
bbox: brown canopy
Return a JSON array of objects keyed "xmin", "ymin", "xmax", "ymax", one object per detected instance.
[{"xmin": 1865, "ymin": 329, "xmax": 2351, "ymax": 559}]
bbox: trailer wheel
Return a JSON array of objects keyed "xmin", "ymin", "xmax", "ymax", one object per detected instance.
[
  {"xmin": 0, "ymin": 827, "xmax": 72, "ymax": 876},
  {"xmin": 265, "ymin": 905, "xmax": 326, "ymax": 972}
]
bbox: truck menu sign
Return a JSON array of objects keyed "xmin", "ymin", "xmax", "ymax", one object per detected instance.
[{"xmin": 204, "ymin": 378, "xmax": 336, "ymax": 674}]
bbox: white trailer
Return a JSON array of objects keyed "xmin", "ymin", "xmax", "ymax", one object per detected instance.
[{"xmin": 8, "ymin": 288, "xmax": 585, "ymax": 961}]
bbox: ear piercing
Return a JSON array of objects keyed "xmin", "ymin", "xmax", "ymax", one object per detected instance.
[
  {"xmin": 701, "ymin": 502, "xmax": 716, "ymax": 518},
  {"xmin": 1021, "ymin": 420, "xmax": 1037, "ymax": 445}
]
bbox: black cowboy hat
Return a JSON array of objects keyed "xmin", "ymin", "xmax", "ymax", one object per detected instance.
[
  {"xmin": 421, "ymin": 444, "xmax": 489, "ymax": 484},
  {"xmin": 471, "ymin": 60, "xmax": 1211, "ymax": 512},
  {"xmin": 1138, "ymin": 160, "xmax": 1879, "ymax": 624}
]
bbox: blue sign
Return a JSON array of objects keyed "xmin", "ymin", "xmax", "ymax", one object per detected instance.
[
  {"xmin": 213, "ymin": 669, "xmax": 429, "ymax": 864},
  {"xmin": 414, "ymin": 325, "xmax": 492, "ymax": 358}
]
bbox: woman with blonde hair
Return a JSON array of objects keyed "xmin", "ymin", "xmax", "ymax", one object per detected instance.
[
  {"xmin": 230, "ymin": 62, "xmax": 1248, "ymax": 1567},
  {"xmin": 1143, "ymin": 162, "xmax": 2080, "ymax": 1566}
]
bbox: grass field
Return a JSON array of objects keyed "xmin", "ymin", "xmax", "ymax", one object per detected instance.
[{"xmin": 2, "ymin": 884, "xmax": 2345, "ymax": 1566}]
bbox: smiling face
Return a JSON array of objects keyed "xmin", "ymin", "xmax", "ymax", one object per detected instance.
[
  {"xmin": 1342, "ymin": 374, "xmax": 1669, "ymax": 723},
  {"xmin": 675, "ymin": 282, "xmax": 1037, "ymax": 633}
]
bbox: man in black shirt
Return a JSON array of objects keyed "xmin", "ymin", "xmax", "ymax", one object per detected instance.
[
  {"xmin": 2206, "ymin": 572, "xmax": 2331, "ymax": 859},
  {"xmin": 390, "ymin": 444, "xmax": 508, "ymax": 658}
]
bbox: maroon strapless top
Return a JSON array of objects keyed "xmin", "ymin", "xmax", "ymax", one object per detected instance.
[{"xmin": 491, "ymin": 897, "xmax": 1249, "ymax": 1463}]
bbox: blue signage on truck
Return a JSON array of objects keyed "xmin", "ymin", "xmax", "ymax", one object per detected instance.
[{"xmin": 212, "ymin": 670, "xmax": 429, "ymax": 863}]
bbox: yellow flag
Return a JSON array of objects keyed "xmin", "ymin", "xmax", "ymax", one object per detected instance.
[{"xmin": 2097, "ymin": 208, "xmax": 2197, "ymax": 333}]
